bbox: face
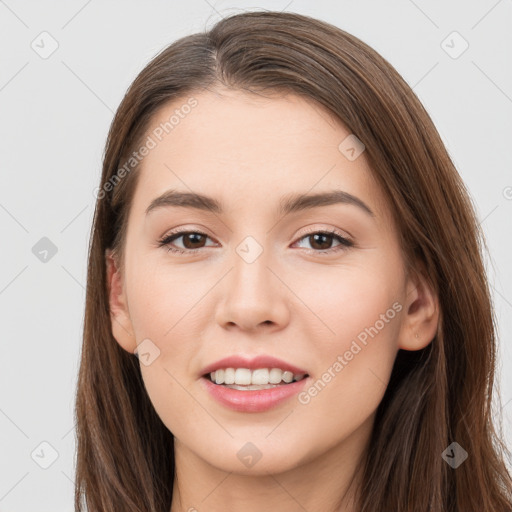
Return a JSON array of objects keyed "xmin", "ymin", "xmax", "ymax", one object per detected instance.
[{"xmin": 107, "ymin": 88, "xmax": 437, "ymax": 477}]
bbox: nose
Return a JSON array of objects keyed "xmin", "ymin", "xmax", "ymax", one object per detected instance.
[{"xmin": 214, "ymin": 244, "xmax": 290, "ymax": 332}]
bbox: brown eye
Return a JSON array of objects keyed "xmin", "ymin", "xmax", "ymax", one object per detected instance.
[
  {"xmin": 308, "ymin": 233, "xmax": 334, "ymax": 250},
  {"xmin": 158, "ymin": 230, "xmax": 214, "ymax": 254},
  {"xmin": 179, "ymin": 232, "xmax": 207, "ymax": 249},
  {"xmin": 294, "ymin": 230, "xmax": 353, "ymax": 254}
]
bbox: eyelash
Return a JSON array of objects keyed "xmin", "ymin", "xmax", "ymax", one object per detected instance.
[{"xmin": 157, "ymin": 228, "xmax": 354, "ymax": 256}]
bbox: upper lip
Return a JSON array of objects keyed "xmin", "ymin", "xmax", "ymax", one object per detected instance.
[{"xmin": 200, "ymin": 355, "xmax": 309, "ymax": 377}]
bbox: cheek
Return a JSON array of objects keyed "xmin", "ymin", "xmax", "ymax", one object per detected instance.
[
  {"xmin": 292, "ymin": 265, "xmax": 402, "ymax": 430},
  {"xmin": 125, "ymin": 265, "xmax": 202, "ymax": 413},
  {"xmin": 129, "ymin": 272, "xmax": 206, "ymax": 437},
  {"xmin": 126, "ymin": 257, "xmax": 204, "ymax": 341},
  {"xmin": 296, "ymin": 261, "xmax": 403, "ymax": 353},
  {"xmin": 139, "ymin": 359, "xmax": 205, "ymax": 425}
]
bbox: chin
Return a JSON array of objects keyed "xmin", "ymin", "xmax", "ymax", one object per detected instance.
[{"xmin": 196, "ymin": 436, "xmax": 310, "ymax": 476}]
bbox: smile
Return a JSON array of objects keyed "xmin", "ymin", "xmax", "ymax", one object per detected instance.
[
  {"xmin": 207, "ymin": 367, "xmax": 308, "ymax": 388},
  {"xmin": 201, "ymin": 371, "xmax": 310, "ymax": 413}
]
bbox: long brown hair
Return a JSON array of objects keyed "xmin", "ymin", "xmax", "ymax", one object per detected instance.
[{"xmin": 74, "ymin": 10, "xmax": 512, "ymax": 511}]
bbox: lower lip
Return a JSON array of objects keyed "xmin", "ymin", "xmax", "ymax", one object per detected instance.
[{"xmin": 200, "ymin": 376, "xmax": 309, "ymax": 413}]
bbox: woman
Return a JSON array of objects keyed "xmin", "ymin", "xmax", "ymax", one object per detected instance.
[{"xmin": 74, "ymin": 10, "xmax": 512, "ymax": 512}]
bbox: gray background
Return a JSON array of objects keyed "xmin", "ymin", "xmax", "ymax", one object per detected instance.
[{"xmin": 1, "ymin": 1, "xmax": 511, "ymax": 510}]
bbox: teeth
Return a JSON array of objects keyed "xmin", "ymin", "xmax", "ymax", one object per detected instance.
[
  {"xmin": 224, "ymin": 367, "xmax": 235, "ymax": 384},
  {"xmin": 207, "ymin": 368, "xmax": 307, "ymax": 386},
  {"xmin": 269, "ymin": 368, "xmax": 283, "ymax": 384},
  {"xmin": 214, "ymin": 369, "xmax": 224, "ymax": 385},
  {"xmin": 235, "ymin": 368, "xmax": 252, "ymax": 385},
  {"xmin": 252, "ymin": 368, "xmax": 269, "ymax": 385},
  {"xmin": 282, "ymin": 371, "xmax": 294, "ymax": 383}
]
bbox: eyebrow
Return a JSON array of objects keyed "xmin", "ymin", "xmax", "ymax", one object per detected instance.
[{"xmin": 145, "ymin": 189, "xmax": 374, "ymax": 217}]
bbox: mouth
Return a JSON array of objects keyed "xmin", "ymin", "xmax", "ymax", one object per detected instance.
[
  {"xmin": 199, "ymin": 355, "xmax": 311, "ymax": 411},
  {"xmin": 200, "ymin": 367, "xmax": 311, "ymax": 412},
  {"xmin": 202, "ymin": 368, "xmax": 309, "ymax": 391}
]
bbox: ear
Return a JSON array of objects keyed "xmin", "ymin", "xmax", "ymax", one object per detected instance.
[
  {"xmin": 105, "ymin": 249, "xmax": 137, "ymax": 354},
  {"xmin": 397, "ymin": 261, "xmax": 439, "ymax": 351}
]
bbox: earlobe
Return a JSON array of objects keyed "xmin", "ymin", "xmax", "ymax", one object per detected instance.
[
  {"xmin": 105, "ymin": 249, "xmax": 137, "ymax": 353},
  {"xmin": 397, "ymin": 265, "xmax": 440, "ymax": 351}
]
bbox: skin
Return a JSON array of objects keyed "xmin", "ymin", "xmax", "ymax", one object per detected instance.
[{"xmin": 106, "ymin": 88, "xmax": 439, "ymax": 512}]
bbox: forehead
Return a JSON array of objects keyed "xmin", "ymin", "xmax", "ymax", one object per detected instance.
[{"xmin": 130, "ymin": 88, "xmax": 388, "ymax": 222}]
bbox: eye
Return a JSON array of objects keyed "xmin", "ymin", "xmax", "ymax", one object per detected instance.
[
  {"xmin": 157, "ymin": 228, "xmax": 354, "ymax": 255},
  {"xmin": 157, "ymin": 230, "xmax": 215, "ymax": 254},
  {"xmin": 292, "ymin": 229, "xmax": 353, "ymax": 254}
]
